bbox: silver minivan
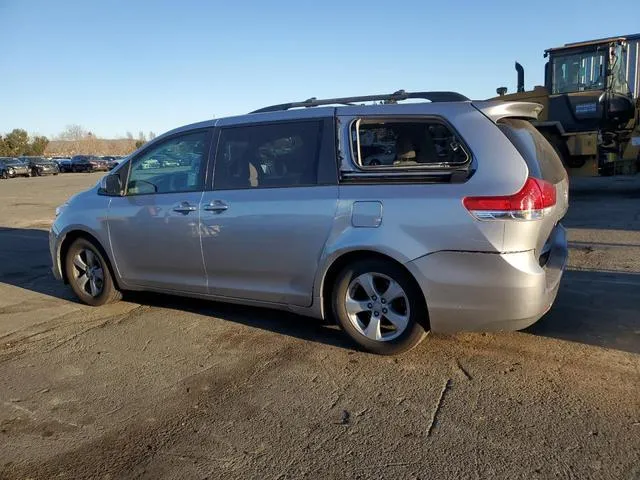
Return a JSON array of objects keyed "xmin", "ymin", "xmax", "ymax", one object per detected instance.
[{"xmin": 50, "ymin": 91, "xmax": 568, "ymax": 354}]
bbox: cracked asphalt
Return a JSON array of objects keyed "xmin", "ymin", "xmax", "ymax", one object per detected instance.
[{"xmin": 0, "ymin": 173, "xmax": 639, "ymax": 479}]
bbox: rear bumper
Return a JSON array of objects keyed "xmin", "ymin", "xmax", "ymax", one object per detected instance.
[{"xmin": 406, "ymin": 224, "xmax": 567, "ymax": 333}]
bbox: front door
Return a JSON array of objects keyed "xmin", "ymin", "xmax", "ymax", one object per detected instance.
[
  {"xmin": 108, "ymin": 129, "xmax": 211, "ymax": 293},
  {"xmin": 200, "ymin": 119, "xmax": 338, "ymax": 306}
]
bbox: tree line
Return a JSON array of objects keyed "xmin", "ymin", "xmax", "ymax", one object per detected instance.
[
  {"xmin": 0, "ymin": 129, "xmax": 49, "ymax": 157},
  {"xmin": 0, "ymin": 125, "xmax": 157, "ymax": 157}
]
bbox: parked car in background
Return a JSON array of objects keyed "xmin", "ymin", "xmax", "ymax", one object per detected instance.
[
  {"xmin": 139, "ymin": 158, "xmax": 160, "ymax": 169},
  {"xmin": 360, "ymin": 144, "xmax": 396, "ymax": 166},
  {"xmin": 0, "ymin": 157, "xmax": 31, "ymax": 178},
  {"xmin": 50, "ymin": 90, "xmax": 569, "ymax": 355},
  {"xmin": 54, "ymin": 158, "xmax": 73, "ymax": 172},
  {"xmin": 94, "ymin": 157, "xmax": 111, "ymax": 171},
  {"xmin": 69, "ymin": 155, "xmax": 106, "ymax": 172},
  {"xmin": 19, "ymin": 156, "xmax": 60, "ymax": 176},
  {"xmin": 100, "ymin": 156, "xmax": 120, "ymax": 170}
]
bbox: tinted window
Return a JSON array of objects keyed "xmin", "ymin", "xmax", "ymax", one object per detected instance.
[
  {"xmin": 214, "ymin": 120, "xmax": 324, "ymax": 190},
  {"xmin": 126, "ymin": 131, "xmax": 208, "ymax": 195},
  {"xmin": 498, "ymin": 119, "xmax": 566, "ymax": 184},
  {"xmin": 351, "ymin": 119, "xmax": 469, "ymax": 168}
]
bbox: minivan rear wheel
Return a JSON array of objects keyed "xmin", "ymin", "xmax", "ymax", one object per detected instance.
[
  {"xmin": 65, "ymin": 238, "xmax": 122, "ymax": 306},
  {"xmin": 332, "ymin": 259, "xmax": 428, "ymax": 355}
]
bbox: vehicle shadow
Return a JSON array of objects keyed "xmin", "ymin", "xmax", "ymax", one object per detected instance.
[
  {"xmin": 126, "ymin": 291, "xmax": 353, "ymax": 350},
  {"xmin": 526, "ymin": 269, "xmax": 640, "ymax": 354},
  {"xmin": 566, "ymin": 178, "xmax": 640, "ymax": 232},
  {"xmin": 1, "ymin": 227, "xmax": 638, "ymax": 354},
  {"xmin": 0, "ymin": 227, "xmax": 351, "ymax": 350},
  {"xmin": 0, "ymin": 227, "xmax": 77, "ymax": 301}
]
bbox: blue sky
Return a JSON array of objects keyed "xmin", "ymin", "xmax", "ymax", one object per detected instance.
[{"xmin": 1, "ymin": 0, "xmax": 639, "ymax": 138}]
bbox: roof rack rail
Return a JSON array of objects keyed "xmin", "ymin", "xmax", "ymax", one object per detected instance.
[{"xmin": 250, "ymin": 90, "xmax": 469, "ymax": 114}]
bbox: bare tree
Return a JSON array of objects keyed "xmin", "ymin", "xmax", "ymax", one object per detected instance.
[
  {"xmin": 138, "ymin": 131, "xmax": 146, "ymax": 141},
  {"xmin": 58, "ymin": 124, "xmax": 88, "ymax": 141},
  {"xmin": 148, "ymin": 131, "xmax": 156, "ymax": 140},
  {"xmin": 126, "ymin": 131, "xmax": 134, "ymax": 140}
]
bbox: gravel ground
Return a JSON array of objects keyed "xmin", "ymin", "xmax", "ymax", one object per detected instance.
[{"xmin": 0, "ymin": 173, "xmax": 639, "ymax": 480}]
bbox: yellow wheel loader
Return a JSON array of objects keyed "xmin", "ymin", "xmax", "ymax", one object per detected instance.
[{"xmin": 494, "ymin": 34, "xmax": 640, "ymax": 176}]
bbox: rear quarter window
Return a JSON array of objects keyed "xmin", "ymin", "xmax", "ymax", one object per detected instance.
[
  {"xmin": 351, "ymin": 118, "xmax": 470, "ymax": 170},
  {"xmin": 497, "ymin": 118, "xmax": 566, "ymax": 184}
]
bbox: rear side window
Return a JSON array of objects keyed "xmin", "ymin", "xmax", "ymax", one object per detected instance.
[
  {"xmin": 214, "ymin": 120, "xmax": 325, "ymax": 190},
  {"xmin": 498, "ymin": 118, "xmax": 566, "ymax": 183},
  {"xmin": 351, "ymin": 119, "xmax": 469, "ymax": 169}
]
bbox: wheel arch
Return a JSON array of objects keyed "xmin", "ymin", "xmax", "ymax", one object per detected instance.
[{"xmin": 319, "ymin": 249, "xmax": 430, "ymax": 330}]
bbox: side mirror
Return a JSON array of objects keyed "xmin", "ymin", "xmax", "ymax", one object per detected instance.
[{"xmin": 99, "ymin": 174, "xmax": 122, "ymax": 196}]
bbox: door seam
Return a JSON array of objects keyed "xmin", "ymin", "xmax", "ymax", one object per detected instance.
[{"xmin": 197, "ymin": 190, "xmax": 208, "ymax": 291}]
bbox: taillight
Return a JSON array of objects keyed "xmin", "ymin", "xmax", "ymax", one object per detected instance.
[{"xmin": 463, "ymin": 177, "xmax": 556, "ymax": 221}]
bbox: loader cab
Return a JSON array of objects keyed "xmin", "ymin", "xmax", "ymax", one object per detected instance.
[
  {"xmin": 544, "ymin": 39, "xmax": 634, "ymax": 133},
  {"xmin": 546, "ymin": 41, "xmax": 630, "ymax": 95}
]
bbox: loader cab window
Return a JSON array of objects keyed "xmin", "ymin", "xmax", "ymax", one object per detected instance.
[
  {"xmin": 551, "ymin": 51, "xmax": 605, "ymax": 94},
  {"xmin": 608, "ymin": 44, "xmax": 629, "ymax": 95}
]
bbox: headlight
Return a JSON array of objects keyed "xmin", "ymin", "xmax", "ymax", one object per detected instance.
[{"xmin": 55, "ymin": 203, "xmax": 69, "ymax": 217}]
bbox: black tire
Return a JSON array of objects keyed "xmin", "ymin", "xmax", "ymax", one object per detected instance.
[
  {"xmin": 64, "ymin": 237, "xmax": 122, "ymax": 306},
  {"xmin": 332, "ymin": 258, "xmax": 428, "ymax": 355},
  {"xmin": 32, "ymin": 168, "xmax": 39, "ymax": 177},
  {"xmin": 0, "ymin": 170, "xmax": 7, "ymax": 179}
]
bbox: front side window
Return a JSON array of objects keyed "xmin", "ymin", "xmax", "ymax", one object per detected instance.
[
  {"xmin": 126, "ymin": 131, "xmax": 208, "ymax": 196},
  {"xmin": 214, "ymin": 120, "xmax": 323, "ymax": 190},
  {"xmin": 351, "ymin": 119, "xmax": 469, "ymax": 169}
]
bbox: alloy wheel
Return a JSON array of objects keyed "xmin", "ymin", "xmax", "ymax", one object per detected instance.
[
  {"xmin": 71, "ymin": 248, "xmax": 105, "ymax": 297},
  {"xmin": 344, "ymin": 272, "xmax": 410, "ymax": 341}
]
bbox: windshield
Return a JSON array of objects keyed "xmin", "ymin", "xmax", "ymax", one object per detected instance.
[{"xmin": 551, "ymin": 51, "xmax": 605, "ymax": 94}]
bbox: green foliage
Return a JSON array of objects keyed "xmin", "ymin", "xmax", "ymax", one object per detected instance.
[
  {"xmin": 4, "ymin": 129, "xmax": 29, "ymax": 156},
  {"xmin": 0, "ymin": 129, "xmax": 50, "ymax": 156},
  {"xmin": 27, "ymin": 136, "xmax": 49, "ymax": 156},
  {"xmin": 135, "ymin": 140, "xmax": 146, "ymax": 149}
]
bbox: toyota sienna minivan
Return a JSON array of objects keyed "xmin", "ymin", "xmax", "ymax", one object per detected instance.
[{"xmin": 50, "ymin": 91, "xmax": 568, "ymax": 354}]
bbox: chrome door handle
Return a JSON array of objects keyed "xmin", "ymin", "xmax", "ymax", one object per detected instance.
[
  {"xmin": 173, "ymin": 202, "xmax": 197, "ymax": 214},
  {"xmin": 203, "ymin": 201, "xmax": 229, "ymax": 212}
]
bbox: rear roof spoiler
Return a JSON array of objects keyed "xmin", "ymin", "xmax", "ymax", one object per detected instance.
[{"xmin": 472, "ymin": 101, "xmax": 543, "ymax": 123}]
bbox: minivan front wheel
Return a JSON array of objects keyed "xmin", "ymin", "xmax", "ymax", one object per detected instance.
[
  {"xmin": 332, "ymin": 259, "xmax": 428, "ymax": 355},
  {"xmin": 65, "ymin": 238, "xmax": 122, "ymax": 306}
]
